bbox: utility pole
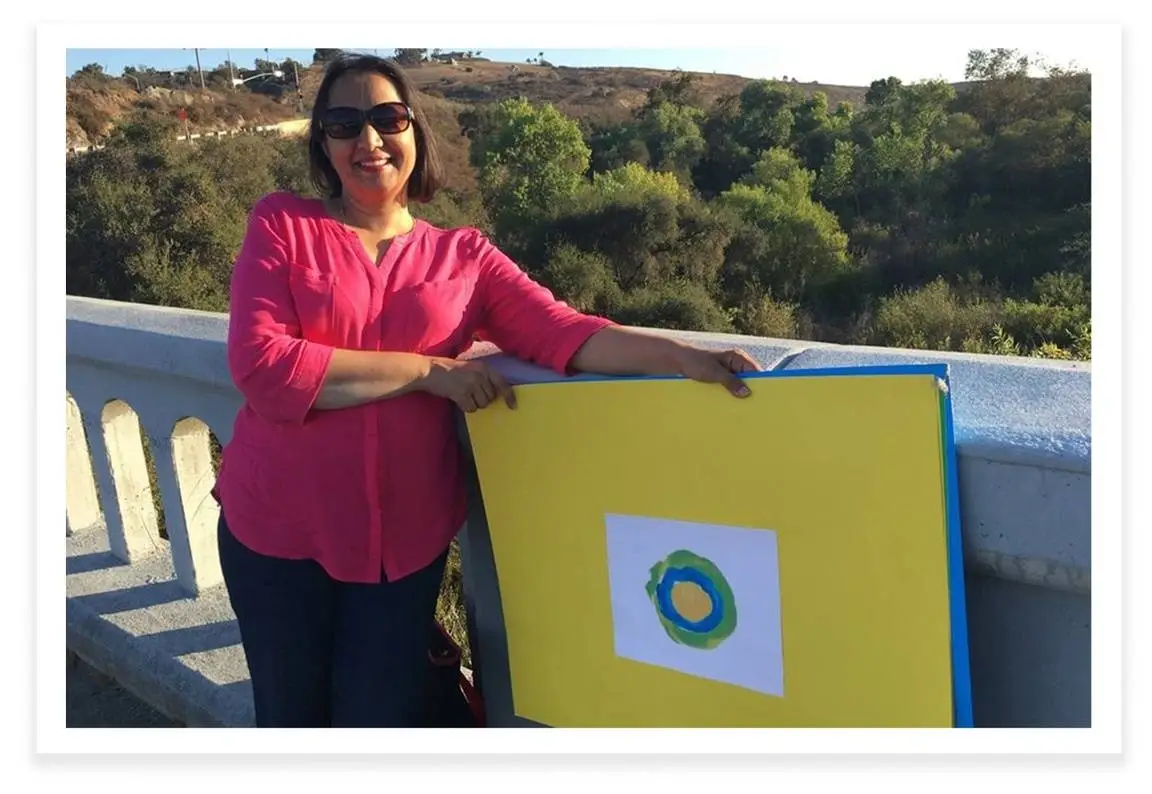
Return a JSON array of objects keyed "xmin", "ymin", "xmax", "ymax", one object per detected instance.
[
  {"xmin": 193, "ymin": 48, "xmax": 206, "ymax": 90},
  {"xmin": 227, "ymin": 48, "xmax": 236, "ymax": 90},
  {"xmin": 292, "ymin": 59, "xmax": 303, "ymax": 114}
]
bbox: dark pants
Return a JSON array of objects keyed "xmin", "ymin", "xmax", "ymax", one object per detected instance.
[{"xmin": 217, "ymin": 513, "xmax": 449, "ymax": 727}]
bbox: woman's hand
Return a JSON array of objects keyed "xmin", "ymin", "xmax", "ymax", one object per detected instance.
[
  {"xmin": 670, "ymin": 345, "xmax": 762, "ymax": 398},
  {"xmin": 419, "ymin": 357, "xmax": 518, "ymax": 412},
  {"xmin": 569, "ymin": 326, "xmax": 762, "ymax": 398}
]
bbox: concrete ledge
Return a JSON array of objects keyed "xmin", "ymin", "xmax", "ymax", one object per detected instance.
[
  {"xmin": 65, "ymin": 526, "xmax": 254, "ymax": 728},
  {"xmin": 67, "ymin": 297, "xmax": 234, "ymax": 393}
]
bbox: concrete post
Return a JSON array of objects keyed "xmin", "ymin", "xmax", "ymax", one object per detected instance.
[
  {"xmin": 90, "ymin": 401, "xmax": 163, "ymax": 563},
  {"xmin": 66, "ymin": 395, "xmax": 103, "ymax": 536},
  {"xmin": 146, "ymin": 418, "xmax": 222, "ymax": 595}
]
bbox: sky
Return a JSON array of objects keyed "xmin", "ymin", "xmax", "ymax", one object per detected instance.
[{"xmin": 65, "ymin": 41, "xmax": 1094, "ymax": 87}]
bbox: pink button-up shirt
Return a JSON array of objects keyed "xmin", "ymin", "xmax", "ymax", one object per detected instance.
[{"xmin": 215, "ymin": 192, "xmax": 614, "ymax": 583}]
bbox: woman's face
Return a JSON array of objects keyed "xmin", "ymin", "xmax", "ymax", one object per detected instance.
[{"xmin": 321, "ymin": 71, "xmax": 418, "ymax": 206}]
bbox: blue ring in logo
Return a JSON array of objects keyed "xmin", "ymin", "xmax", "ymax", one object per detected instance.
[{"xmin": 654, "ymin": 566, "xmax": 723, "ymax": 633}]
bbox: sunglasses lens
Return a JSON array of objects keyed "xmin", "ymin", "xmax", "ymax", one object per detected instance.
[
  {"xmin": 322, "ymin": 109, "xmax": 363, "ymax": 139},
  {"xmin": 368, "ymin": 104, "xmax": 411, "ymax": 134}
]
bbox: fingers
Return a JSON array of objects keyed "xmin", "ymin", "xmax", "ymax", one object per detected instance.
[
  {"xmin": 726, "ymin": 348, "xmax": 762, "ymax": 373},
  {"xmin": 458, "ymin": 364, "xmax": 516, "ymax": 412},
  {"xmin": 723, "ymin": 370, "xmax": 751, "ymax": 398},
  {"xmin": 489, "ymin": 369, "xmax": 517, "ymax": 409},
  {"xmin": 476, "ymin": 371, "xmax": 497, "ymax": 406},
  {"xmin": 458, "ymin": 392, "xmax": 480, "ymax": 413},
  {"xmin": 708, "ymin": 349, "xmax": 754, "ymax": 397}
]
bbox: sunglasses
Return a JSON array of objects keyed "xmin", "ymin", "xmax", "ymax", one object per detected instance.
[{"xmin": 320, "ymin": 102, "xmax": 414, "ymax": 139}]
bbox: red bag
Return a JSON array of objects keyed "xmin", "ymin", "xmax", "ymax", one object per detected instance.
[{"xmin": 425, "ymin": 622, "xmax": 486, "ymax": 727}]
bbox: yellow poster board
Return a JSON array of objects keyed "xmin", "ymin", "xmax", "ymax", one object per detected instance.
[{"xmin": 463, "ymin": 364, "xmax": 972, "ymax": 728}]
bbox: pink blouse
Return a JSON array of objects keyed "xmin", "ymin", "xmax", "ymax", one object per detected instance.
[{"xmin": 214, "ymin": 192, "xmax": 614, "ymax": 582}]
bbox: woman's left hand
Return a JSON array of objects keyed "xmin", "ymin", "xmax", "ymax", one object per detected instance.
[{"xmin": 672, "ymin": 345, "xmax": 762, "ymax": 398}]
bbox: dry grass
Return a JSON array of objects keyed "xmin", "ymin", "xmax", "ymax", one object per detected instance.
[
  {"xmin": 398, "ymin": 59, "xmax": 871, "ymax": 124},
  {"xmin": 436, "ymin": 540, "xmax": 472, "ymax": 667}
]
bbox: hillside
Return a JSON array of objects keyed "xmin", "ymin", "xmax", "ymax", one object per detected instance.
[
  {"xmin": 67, "ymin": 57, "xmax": 871, "ymax": 151},
  {"xmin": 66, "ymin": 73, "xmax": 299, "ymax": 149},
  {"xmin": 303, "ymin": 58, "xmax": 871, "ymax": 126}
]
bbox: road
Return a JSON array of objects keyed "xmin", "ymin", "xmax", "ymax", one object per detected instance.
[{"xmin": 67, "ymin": 117, "xmax": 311, "ymax": 157}]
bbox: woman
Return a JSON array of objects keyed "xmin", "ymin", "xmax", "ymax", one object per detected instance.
[{"xmin": 215, "ymin": 52, "xmax": 760, "ymax": 728}]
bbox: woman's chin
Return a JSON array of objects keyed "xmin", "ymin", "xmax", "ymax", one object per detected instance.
[{"xmin": 346, "ymin": 174, "xmax": 404, "ymax": 203}]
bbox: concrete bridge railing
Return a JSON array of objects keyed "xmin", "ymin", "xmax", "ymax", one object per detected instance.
[{"xmin": 64, "ymin": 294, "xmax": 1091, "ymax": 728}]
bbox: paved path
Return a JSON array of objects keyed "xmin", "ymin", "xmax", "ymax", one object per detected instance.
[{"xmin": 66, "ymin": 652, "xmax": 181, "ymax": 728}]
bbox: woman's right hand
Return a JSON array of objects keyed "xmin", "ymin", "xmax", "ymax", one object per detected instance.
[{"xmin": 420, "ymin": 357, "xmax": 518, "ymax": 413}]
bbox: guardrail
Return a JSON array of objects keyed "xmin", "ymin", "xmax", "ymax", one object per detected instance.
[
  {"xmin": 65, "ymin": 295, "xmax": 1091, "ymax": 727},
  {"xmin": 66, "ymin": 118, "xmax": 310, "ymax": 157}
]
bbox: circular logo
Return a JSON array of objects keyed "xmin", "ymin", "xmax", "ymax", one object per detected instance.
[{"xmin": 645, "ymin": 549, "xmax": 737, "ymax": 649}]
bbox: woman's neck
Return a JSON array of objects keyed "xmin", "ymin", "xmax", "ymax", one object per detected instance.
[{"xmin": 335, "ymin": 193, "xmax": 414, "ymax": 239}]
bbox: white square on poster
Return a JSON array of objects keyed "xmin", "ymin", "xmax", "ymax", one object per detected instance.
[{"xmin": 604, "ymin": 513, "xmax": 784, "ymax": 697}]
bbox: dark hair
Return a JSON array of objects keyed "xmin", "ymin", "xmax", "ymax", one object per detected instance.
[{"xmin": 307, "ymin": 53, "xmax": 444, "ymax": 203}]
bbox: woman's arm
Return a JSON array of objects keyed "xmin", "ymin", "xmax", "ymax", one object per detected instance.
[
  {"xmin": 314, "ymin": 350, "xmax": 517, "ymax": 412},
  {"xmin": 311, "ymin": 349, "xmax": 434, "ymax": 410},
  {"xmin": 569, "ymin": 326, "xmax": 759, "ymax": 397},
  {"xmin": 567, "ymin": 325, "xmax": 690, "ymax": 376}
]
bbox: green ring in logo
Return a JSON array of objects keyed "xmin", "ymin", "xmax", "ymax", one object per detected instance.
[{"xmin": 645, "ymin": 549, "xmax": 738, "ymax": 649}]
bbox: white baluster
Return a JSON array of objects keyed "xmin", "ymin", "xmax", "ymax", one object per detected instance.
[
  {"xmin": 66, "ymin": 395, "xmax": 102, "ymax": 536},
  {"xmin": 92, "ymin": 401, "xmax": 163, "ymax": 563},
  {"xmin": 147, "ymin": 418, "xmax": 222, "ymax": 595}
]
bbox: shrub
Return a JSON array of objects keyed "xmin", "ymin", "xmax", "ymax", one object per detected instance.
[
  {"xmin": 610, "ymin": 281, "xmax": 734, "ymax": 333},
  {"xmin": 735, "ymin": 291, "xmax": 800, "ymax": 339},
  {"xmin": 537, "ymin": 244, "xmax": 623, "ymax": 314},
  {"xmin": 870, "ymin": 277, "xmax": 1001, "ymax": 351}
]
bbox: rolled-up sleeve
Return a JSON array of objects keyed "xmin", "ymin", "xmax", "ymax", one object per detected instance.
[
  {"xmin": 226, "ymin": 198, "xmax": 335, "ymax": 425},
  {"xmin": 472, "ymin": 231, "xmax": 615, "ymax": 375}
]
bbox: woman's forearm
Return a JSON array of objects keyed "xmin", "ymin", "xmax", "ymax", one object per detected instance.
[
  {"xmin": 569, "ymin": 326, "xmax": 692, "ymax": 376},
  {"xmin": 313, "ymin": 349, "xmax": 434, "ymax": 411}
]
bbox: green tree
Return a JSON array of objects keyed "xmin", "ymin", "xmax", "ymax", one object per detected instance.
[
  {"xmin": 716, "ymin": 150, "xmax": 853, "ymax": 308},
  {"xmin": 642, "ymin": 70, "xmax": 704, "ymax": 110},
  {"xmin": 589, "ymin": 161, "xmax": 691, "ymax": 203},
  {"xmin": 791, "ymin": 90, "xmax": 843, "ymax": 174},
  {"xmin": 530, "ymin": 161, "xmax": 732, "ymax": 312},
  {"xmin": 637, "ymin": 101, "xmax": 708, "ymax": 183},
  {"xmin": 586, "ymin": 121, "xmax": 650, "ymax": 173},
  {"xmin": 536, "ymin": 243, "xmax": 623, "ymax": 315},
  {"xmin": 471, "ymin": 98, "xmax": 591, "ymax": 247},
  {"xmin": 73, "ymin": 63, "xmax": 107, "ymax": 79},
  {"xmin": 814, "ymin": 138, "xmax": 858, "ymax": 213},
  {"xmin": 393, "ymin": 49, "xmax": 428, "ymax": 67}
]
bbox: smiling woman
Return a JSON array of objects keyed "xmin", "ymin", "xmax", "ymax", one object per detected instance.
[
  {"xmin": 212, "ymin": 52, "xmax": 760, "ymax": 730},
  {"xmin": 306, "ymin": 57, "xmax": 442, "ymax": 261}
]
